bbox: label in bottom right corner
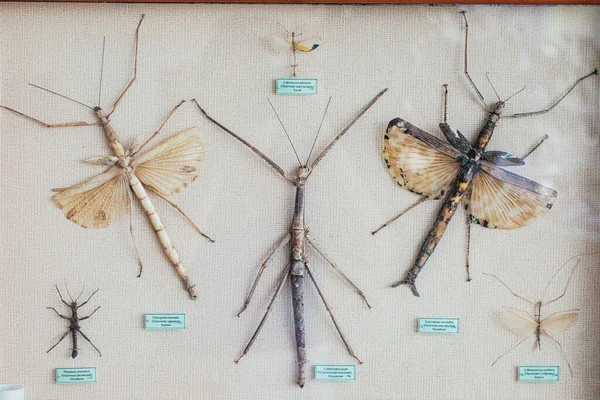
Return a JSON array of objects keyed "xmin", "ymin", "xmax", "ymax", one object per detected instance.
[{"xmin": 518, "ymin": 366, "xmax": 559, "ymax": 382}]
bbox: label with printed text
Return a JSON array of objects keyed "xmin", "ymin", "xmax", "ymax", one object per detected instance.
[
  {"xmin": 56, "ymin": 368, "xmax": 96, "ymax": 384},
  {"xmin": 418, "ymin": 318, "xmax": 460, "ymax": 334},
  {"xmin": 145, "ymin": 314, "xmax": 186, "ymax": 330},
  {"xmin": 315, "ymin": 365, "xmax": 356, "ymax": 380},
  {"xmin": 518, "ymin": 366, "xmax": 559, "ymax": 382},
  {"xmin": 275, "ymin": 78, "xmax": 318, "ymax": 95}
]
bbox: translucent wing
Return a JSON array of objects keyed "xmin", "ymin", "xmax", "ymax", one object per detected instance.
[
  {"xmin": 52, "ymin": 167, "xmax": 129, "ymax": 229},
  {"xmin": 542, "ymin": 312, "xmax": 579, "ymax": 338},
  {"xmin": 294, "ymin": 37, "xmax": 322, "ymax": 52},
  {"xmin": 131, "ymin": 126, "xmax": 204, "ymax": 197},
  {"xmin": 270, "ymin": 33, "xmax": 292, "ymax": 53},
  {"xmin": 384, "ymin": 118, "xmax": 462, "ymax": 199},
  {"xmin": 500, "ymin": 309, "xmax": 538, "ymax": 337},
  {"xmin": 465, "ymin": 161, "xmax": 557, "ymax": 230}
]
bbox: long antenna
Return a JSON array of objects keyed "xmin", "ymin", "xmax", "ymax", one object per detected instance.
[
  {"xmin": 504, "ymin": 85, "xmax": 526, "ymax": 103},
  {"xmin": 305, "ymin": 96, "xmax": 332, "ymax": 166},
  {"xmin": 29, "ymin": 84, "xmax": 94, "ymax": 110},
  {"xmin": 485, "ymin": 72, "xmax": 501, "ymax": 102},
  {"xmin": 97, "ymin": 36, "xmax": 106, "ymax": 107},
  {"xmin": 267, "ymin": 97, "xmax": 302, "ymax": 167}
]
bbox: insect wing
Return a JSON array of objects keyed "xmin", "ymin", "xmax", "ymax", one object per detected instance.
[
  {"xmin": 465, "ymin": 160, "xmax": 557, "ymax": 230},
  {"xmin": 439, "ymin": 123, "xmax": 473, "ymax": 154},
  {"xmin": 384, "ymin": 118, "xmax": 462, "ymax": 199},
  {"xmin": 294, "ymin": 37, "xmax": 322, "ymax": 52},
  {"xmin": 270, "ymin": 33, "xmax": 293, "ymax": 53},
  {"xmin": 52, "ymin": 167, "xmax": 129, "ymax": 229},
  {"xmin": 132, "ymin": 126, "xmax": 205, "ymax": 197},
  {"xmin": 542, "ymin": 312, "xmax": 579, "ymax": 338},
  {"xmin": 500, "ymin": 308, "xmax": 538, "ymax": 337}
]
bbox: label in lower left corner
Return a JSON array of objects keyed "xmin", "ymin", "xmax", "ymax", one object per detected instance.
[
  {"xmin": 315, "ymin": 365, "xmax": 356, "ymax": 380},
  {"xmin": 145, "ymin": 314, "xmax": 186, "ymax": 330},
  {"xmin": 56, "ymin": 368, "xmax": 96, "ymax": 384},
  {"xmin": 275, "ymin": 78, "xmax": 318, "ymax": 94}
]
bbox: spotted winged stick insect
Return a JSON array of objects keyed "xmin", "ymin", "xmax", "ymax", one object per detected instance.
[
  {"xmin": 194, "ymin": 88, "xmax": 386, "ymax": 387},
  {"xmin": 484, "ymin": 253, "xmax": 593, "ymax": 376},
  {"xmin": 0, "ymin": 16, "xmax": 213, "ymax": 299},
  {"xmin": 373, "ymin": 11, "xmax": 598, "ymax": 297},
  {"xmin": 47, "ymin": 284, "xmax": 101, "ymax": 359},
  {"xmin": 270, "ymin": 28, "xmax": 322, "ymax": 77}
]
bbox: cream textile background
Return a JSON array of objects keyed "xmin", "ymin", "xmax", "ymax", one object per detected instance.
[{"xmin": 0, "ymin": 3, "xmax": 599, "ymax": 399}]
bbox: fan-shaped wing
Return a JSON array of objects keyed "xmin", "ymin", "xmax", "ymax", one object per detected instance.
[
  {"xmin": 294, "ymin": 37, "xmax": 322, "ymax": 52},
  {"xmin": 542, "ymin": 312, "xmax": 579, "ymax": 338},
  {"xmin": 270, "ymin": 33, "xmax": 292, "ymax": 53},
  {"xmin": 52, "ymin": 167, "xmax": 129, "ymax": 229},
  {"xmin": 500, "ymin": 308, "xmax": 538, "ymax": 337}
]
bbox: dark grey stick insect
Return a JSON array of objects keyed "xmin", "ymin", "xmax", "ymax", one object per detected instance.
[
  {"xmin": 373, "ymin": 10, "xmax": 598, "ymax": 297},
  {"xmin": 47, "ymin": 284, "xmax": 101, "ymax": 358},
  {"xmin": 194, "ymin": 88, "xmax": 386, "ymax": 388}
]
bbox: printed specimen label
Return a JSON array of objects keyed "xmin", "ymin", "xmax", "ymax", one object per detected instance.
[
  {"xmin": 418, "ymin": 318, "xmax": 460, "ymax": 334},
  {"xmin": 56, "ymin": 368, "xmax": 96, "ymax": 384},
  {"xmin": 518, "ymin": 366, "xmax": 559, "ymax": 382},
  {"xmin": 275, "ymin": 78, "xmax": 318, "ymax": 95},
  {"xmin": 314, "ymin": 365, "xmax": 356, "ymax": 380},
  {"xmin": 145, "ymin": 314, "xmax": 186, "ymax": 330}
]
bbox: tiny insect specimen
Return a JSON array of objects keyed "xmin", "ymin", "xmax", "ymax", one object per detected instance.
[
  {"xmin": 194, "ymin": 88, "xmax": 386, "ymax": 387},
  {"xmin": 0, "ymin": 16, "xmax": 212, "ymax": 299},
  {"xmin": 373, "ymin": 11, "xmax": 598, "ymax": 297},
  {"xmin": 485, "ymin": 254, "xmax": 587, "ymax": 376},
  {"xmin": 270, "ymin": 29, "xmax": 322, "ymax": 77},
  {"xmin": 47, "ymin": 284, "xmax": 101, "ymax": 359}
]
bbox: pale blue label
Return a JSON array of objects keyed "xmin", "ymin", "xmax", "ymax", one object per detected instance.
[
  {"xmin": 145, "ymin": 314, "xmax": 186, "ymax": 330},
  {"xmin": 315, "ymin": 365, "xmax": 356, "ymax": 380},
  {"xmin": 276, "ymin": 78, "xmax": 318, "ymax": 95},
  {"xmin": 518, "ymin": 366, "xmax": 559, "ymax": 382},
  {"xmin": 56, "ymin": 368, "xmax": 96, "ymax": 384},
  {"xmin": 418, "ymin": 318, "xmax": 459, "ymax": 334}
]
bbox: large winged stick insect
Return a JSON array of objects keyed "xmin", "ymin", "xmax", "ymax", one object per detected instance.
[
  {"xmin": 0, "ymin": 15, "xmax": 213, "ymax": 299},
  {"xmin": 194, "ymin": 88, "xmax": 386, "ymax": 387},
  {"xmin": 373, "ymin": 11, "xmax": 598, "ymax": 297}
]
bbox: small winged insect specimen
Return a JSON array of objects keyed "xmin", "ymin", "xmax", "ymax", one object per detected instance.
[
  {"xmin": 194, "ymin": 88, "xmax": 386, "ymax": 387},
  {"xmin": 373, "ymin": 11, "xmax": 598, "ymax": 297},
  {"xmin": 270, "ymin": 29, "xmax": 322, "ymax": 77},
  {"xmin": 1, "ymin": 16, "xmax": 212, "ymax": 299},
  {"xmin": 485, "ymin": 255, "xmax": 585, "ymax": 376},
  {"xmin": 47, "ymin": 284, "xmax": 101, "ymax": 359}
]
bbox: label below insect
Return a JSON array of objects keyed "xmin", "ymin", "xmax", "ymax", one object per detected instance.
[
  {"xmin": 56, "ymin": 368, "xmax": 96, "ymax": 384},
  {"xmin": 518, "ymin": 366, "xmax": 559, "ymax": 382},
  {"xmin": 418, "ymin": 318, "xmax": 460, "ymax": 334},
  {"xmin": 314, "ymin": 365, "xmax": 356, "ymax": 380},
  {"xmin": 275, "ymin": 78, "xmax": 318, "ymax": 95},
  {"xmin": 145, "ymin": 314, "xmax": 186, "ymax": 330}
]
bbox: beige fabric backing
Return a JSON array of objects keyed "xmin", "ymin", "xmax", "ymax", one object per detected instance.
[{"xmin": 0, "ymin": 3, "xmax": 598, "ymax": 399}]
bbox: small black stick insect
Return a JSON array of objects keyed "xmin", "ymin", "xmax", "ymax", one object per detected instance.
[{"xmin": 47, "ymin": 284, "xmax": 101, "ymax": 358}]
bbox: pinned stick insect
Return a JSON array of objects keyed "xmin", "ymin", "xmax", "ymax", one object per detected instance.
[
  {"xmin": 485, "ymin": 254, "xmax": 587, "ymax": 376},
  {"xmin": 373, "ymin": 11, "xmax": 598, "ymax": 297},
  {"xmin": 270, "ymin": 30, "xmax": 322, "ymax": 77},
  {"xmin": 194, "ymin": 88, "xmax": 386, "ymax": 388},
  {"xmin": 1, "ymin": 16, "xmax": 212, "ymax": 299},
  {"xmin": 47, "ymin": 284, "xmax": 101, "ymax": 359}
]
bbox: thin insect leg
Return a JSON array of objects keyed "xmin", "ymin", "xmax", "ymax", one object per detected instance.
[
  {"xmin": 55, "ymin": 284, "xmax": 70, "ymax": 307},
  {"xmin": 305, "ymin": 261, "xmax": 363, "ymax": 364},
  {"xmin": 520, "ymin": 135, "xmax": 548, "ymax": 161},
  {"xmin": 544, "ymin": 258, "xmax": 581, "ymax": 305},
  {"xmin": 483, "ymin": 273, "xmax": 535, "ymax": 305},
  {"xmin": 442, "ymin": 84, "xmax": 448, "ymax": 123},
  {"xmin": 0, "ymin": 106, "xmax": 97, "ymax": 128},
  {"xmin": 107, "ymin": 14, "xmax": 145, "ymax": 119},
  {"xmin": 508, "ymin": 69, "xmax": 598, "ymax": 118},
  {"xmin": 542, "ymin": 309, "xmax": 580, "ymax": 321},
  {"xmin": 127, "ymin": 188, "xmax": 144, "ymax": 277},
  {"xmin": 465, "ymin": 214, "xmax": 472, "ymax": 282},
  {"xmin": 131, "ymin": 100, "xmax": 186, "ymax": 155},
  {"xmin": 146, "ymin": 186, "xmax": 215, "ymax": 243},
  {"xmin": 79, "ymin": 306, "xmax": 101, "ymax": 321},
  {"xmin": 544, "ymin": 333, "xmax": 574, "ymax": 376},
  {"xmin": 308, "ymin": 88, "xmax": 388, "ymax": 173},
  {"xmin": 47, "ymin": 331, "xmax": 70, "ymax": 354},
  {"xmin": 492, "ymin": 334, "xmax": 533, "ymax": 366},
  {"xmin": 372, "ymin": 196, "xmax": 427, "ymax": 235},
  {"xmin": 77, "ymin": 288, "xmax": 99, "ymax": 308},
  {"xmin": 77, "ymin": 329, "xmax": 102, "ymax": 357},
  {"xmin": 235, "ymin": 265, "xmax": 290, "ymax": 363},
  {"xmin": 306, "ymin": 234, "xmax": 371, "ymax": 308},
  {"xmin": 238, "ymin": 233, "xmax": 291, "ymax": 317},
  {"xmin": 460, "ymin": 11, "xmax": 487, "ymax": 109},
  {"xmin": 193, "ymin": 100, "xmax": 291, "ymax": 183},
  {"xmin": 47, "ymin": 307, "xmax": 69, "ymax": 319}
]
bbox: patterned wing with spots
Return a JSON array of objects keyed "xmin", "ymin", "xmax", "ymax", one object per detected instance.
[
  {"xmin": 384, "ymin": 118, "xmax": 463, "ymax": 200},
  {"xmin": 465, "ymin": 160, "xmax": 557, "ymax": 230}
]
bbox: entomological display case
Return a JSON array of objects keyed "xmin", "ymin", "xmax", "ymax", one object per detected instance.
[{"xmin": 0, "ymin": 3, "xmax": 598, "ymax": 399}]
